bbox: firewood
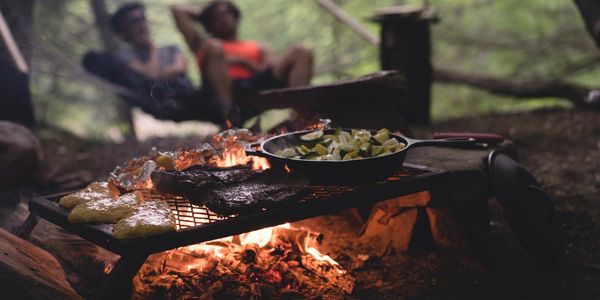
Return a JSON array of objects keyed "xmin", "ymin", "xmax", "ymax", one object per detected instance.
[
  {"xmin": 359, "ymin": 207, "xmax": 418, "ymax": 256},
  {"xmin": 0, "ymin": 229, "xmax": 82, "ymax": 299}
]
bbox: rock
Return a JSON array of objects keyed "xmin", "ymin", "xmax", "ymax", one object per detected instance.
[
  {"xmin": 0, "ymin": 121, "xmax": 43, "ymax": 187},
  {"xmin": 425, "ymin": 207, "xmax": 471, "ymax": 252}
]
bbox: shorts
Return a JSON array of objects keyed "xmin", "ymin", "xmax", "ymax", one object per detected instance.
[
  {"xmin": 201, "ymin": 67, "xmax": 285, "ymax": 122},
  {"xmin": 231, "ymin": 67, "xmax": 285, "ymax": 99}
]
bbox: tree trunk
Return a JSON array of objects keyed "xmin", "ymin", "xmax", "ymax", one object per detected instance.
[
  {"xmin": 90, "ymin": 0, "xmax": 117, "ymax": 54},
  {"xmin": 0, "ymin": 0, "xmax": 35, "ymax": 127},
  {"xmin": 373, "ymin": 8, "xmax": 436, "ymax": 125},
  {"xmin": 434, "ymin": 68, "xmax": 600, "ymax": 109},
  {"xmin": 573, "ymin": 0, "xmax": 600, "ymax": 48}
]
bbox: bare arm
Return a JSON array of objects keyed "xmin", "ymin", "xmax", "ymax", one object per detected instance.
[
  {"xmin": 171, "ymin": 4, "xmax": 206, "ymax": 53},
  {"xmin": 126, "ymin": 45, "xmax": 161, "ymax": 79},
  {"xmin": 159, "ymin": 52, "xmax": 187, "ymax": 79}
]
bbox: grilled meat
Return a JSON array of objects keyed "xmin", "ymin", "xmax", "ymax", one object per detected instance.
[
  {"xmin": 151, "ymin": 167, "xmax": 309, "ymax": 215},
  {"xmin": 202, "ymin": 170, "xmax": 309, "ymax": 215},
  {"xmin": 151, "ymin": 165, "xmax": 255, "ymax": 195}
]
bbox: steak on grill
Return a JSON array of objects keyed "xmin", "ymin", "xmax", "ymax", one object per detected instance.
[
  {"xmin": 151, "ymin": 167, "xmax": 309, "ymax": 215},
  {"xmin": 151, "ymin": 165, "xmax": 255, "ymax": 195},
  {"xmin": 202, "ymin": 170, "xmax": 309, "ymax": 215}
]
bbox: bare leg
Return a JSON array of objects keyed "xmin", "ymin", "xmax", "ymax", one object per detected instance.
[
  {"xmin": 201, "ymin": 41, "xmax": 232, "ymax": 106},
  {"xmin": 273, "ymin": 44, "xmax": 313, "ymax": 87}
]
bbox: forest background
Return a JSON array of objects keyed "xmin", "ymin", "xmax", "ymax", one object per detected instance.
[{"xmin": 30, "ymin": 0, "xmax": 599, "ymax": 139}]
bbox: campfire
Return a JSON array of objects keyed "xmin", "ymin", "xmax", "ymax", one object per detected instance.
[
  {"xmin": 116, "ymin": 128, "xmax": 354, "ymax": 299},
  {"xmin": 132, "ymin": 224, "xmax": 354, "ymax": 299},
  {"xmin": 18, "ymin": 126, "xmax": 448, "ymax": 300}
]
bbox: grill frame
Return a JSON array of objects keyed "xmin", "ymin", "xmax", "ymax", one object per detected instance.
[
  {"xmin": 24, "ymin": 163, "xmax": 445, "ymax": 255},
  {"xmin": 19, "ymin": 163, "xmax": 447, "ymax": 300}
]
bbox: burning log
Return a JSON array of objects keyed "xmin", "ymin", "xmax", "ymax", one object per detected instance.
[
  {"xmin": 359, "ymin": 192, "xmax": 430, "ymax": 255},
  {"xmin": 132, "ymin": 224, "xmax": 354, "ymax": 299},
  {"xmin": 359, "ymin": 191, "xmax": 481, "ymax": 257}
]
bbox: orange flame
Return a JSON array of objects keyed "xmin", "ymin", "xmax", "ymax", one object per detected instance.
[
  {"xmin": 103, "ymin": 262, "xmax": 115, "ymax": 274},
  {"xmin": 151, "ymin": 223, "xmax": 348, "ymax": 287},
  {"xmin": 306, "ymin": 247, "xmax": 339, "ymax": 266},
  {"xmin": 186, "ymin": 244, "xmax": 227, "ymax": 259},
  {"xmin": 213, "ymin": 144, "xmax": 270, "ymax": 171},
  {"xmin": 181, "ymin": 223, "xmax": 294, "ymax": 272},
  {"xmin": 212, "ymin": 141, "xmax": 270, "ymax": 171},
  {"xmin": 239, "ymin": 223, "xmax": 290, "ymax": 247},
  {"xmin": 306, "ymin": 247, "xmax": 346, "ymax": 275},
  {"xmin": 144, "ymin": 178, "xmax": 154, "ymax": 189},
  {"xmin": 225, "ymin": 119, "xmax": 233, "ymax": 129}
]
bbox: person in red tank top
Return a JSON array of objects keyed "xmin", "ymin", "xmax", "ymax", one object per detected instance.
[{"xmin": 172, "ymin": 1, "xmax": 313, "ymax": 122}]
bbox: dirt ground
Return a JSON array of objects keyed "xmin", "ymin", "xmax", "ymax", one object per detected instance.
[{"xmin": 3, "ymin": 107, "xmax": 599, "ymax": 299}]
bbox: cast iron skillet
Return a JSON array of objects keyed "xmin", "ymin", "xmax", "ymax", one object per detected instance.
[{"xmin": 245, "ymin": 129, "xmax": 477, "ymax": 184}]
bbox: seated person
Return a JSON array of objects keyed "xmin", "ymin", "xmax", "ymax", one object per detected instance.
[
  {"xmin": 171, "ymin": 1, "xmax": 314, "ymax": 120},
  {"xmin": 84, "ymin": 2, "xmax": 230, "ymax": 124}
]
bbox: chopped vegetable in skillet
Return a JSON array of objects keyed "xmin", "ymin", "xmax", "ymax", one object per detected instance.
[{"xmin": 274, "ymin": 128, "xmax": 407, "ymax": 161}]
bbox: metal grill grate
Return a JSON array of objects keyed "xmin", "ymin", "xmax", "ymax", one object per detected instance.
[
  {"xmin": 140, "ymin": 192, "xmax": 226, "ymax": 230},
  {"xmin": 140, "ymin": 166, "xmax": 428, "ymax": 230}
]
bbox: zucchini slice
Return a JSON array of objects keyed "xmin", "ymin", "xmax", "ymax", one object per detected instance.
[{"xmin": 300, "ymin": 130, "xmax": 324, "ymax": 141}]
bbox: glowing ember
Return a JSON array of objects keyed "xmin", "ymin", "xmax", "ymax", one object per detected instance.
[
  {"xmin": 103, "ymin": 262, "xmax": 115, "ymax": 275},
  {"xmin": 305, "ymin": 118, "xmax": 332, "ymax": 130},
  {"xmin": 143, "ymin": 178, "xmax": 154, "ymax": 190},
  {"xmin": 133, "ymin": 223, "xmax": 354, "ymax": 299}
]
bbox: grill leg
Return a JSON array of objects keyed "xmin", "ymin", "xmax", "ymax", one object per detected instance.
[
  {"xmin": 94, "ymin": 254, "xmax": 148, "ymax": 300},
  {"xmin": 15, "ymin": 212, "xmax": 39, "ymax": 238}
]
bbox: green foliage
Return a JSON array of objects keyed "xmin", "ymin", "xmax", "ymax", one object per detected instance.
[{"xmin": 29, "ymin": 0, "xmax": 599, "ymax": 139}]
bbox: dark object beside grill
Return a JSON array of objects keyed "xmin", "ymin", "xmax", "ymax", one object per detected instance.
[{"xmin": 152, "ymin": 166, "xmax": 310, "ymax": 215}]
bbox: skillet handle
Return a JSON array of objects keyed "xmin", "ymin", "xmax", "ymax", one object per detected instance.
[
  {"xmin": 433, "ymin": 132, "xmax": 505, "ymax": 144},
  {"xmin": 407, "ymin": 137, "xmax": 481, "ymax": 148},
  {"xmin": 244, "ymin": 142, "xmax": 269, "ymax": 158}
]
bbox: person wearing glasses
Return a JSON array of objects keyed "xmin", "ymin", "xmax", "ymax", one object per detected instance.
[
  {"xmin": 107, "ymin": 2, "xmax": 234, "ymax": 124},
  {"xmin": 111, "ymin": 3, "xmax": 188, "ymax": 83}
]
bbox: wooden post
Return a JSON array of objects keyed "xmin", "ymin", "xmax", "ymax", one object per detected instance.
[{"xmin": 372, "ymin": 6, "xmax": 437, "ymax": 125}]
